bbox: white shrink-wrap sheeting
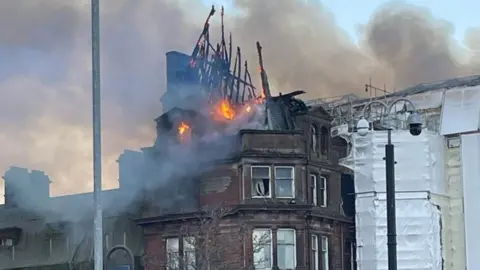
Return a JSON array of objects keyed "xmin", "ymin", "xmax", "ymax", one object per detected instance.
[
  {"xmin": 356, "ymin": 193, "xmax": 442, "ymax": 270},
  {"xmin": 440, "ymin": 85, "xmax": 480, "ymax": 135},
  {"xmin": 460, "ymin": 133, "xmax": 480, "ymax": 269},
  {"xmin": 347, "ymin": 130, "xmax": 444, "ymax": 194},
  {"xmin": 341, "ymin": 130, "xmax": 445, "ymax": 270}
]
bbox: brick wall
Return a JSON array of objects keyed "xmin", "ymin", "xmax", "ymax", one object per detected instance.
[
  {"xmin": 144, "ymin": 234, "xmax": 166, "ymax": 270},
  {"xmin": 199, "ymin": 164, "xmax": 240, "ymax": 207}
]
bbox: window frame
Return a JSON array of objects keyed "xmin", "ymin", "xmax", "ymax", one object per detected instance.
[
  {"xmin": 166, "ymin": 237, "xmax": 180, "ymax": 270},
  {"xmin": 349, "ymin": 240, "xmax": 355, "ymax": 270},
  {"xmin": 274, "ymin": 166, "xmax": 295, "ymax": 198},
  {"xmin": 319, "ymin": 176, "xmax": 328, "ymax": 207},
  {"xmin": 310, "ymin": 174, "xmax": 317, "ymax": 206},
  {"xmin": 183, "ymin": 236, "xmax": 196, "ymax": 270},
  {"xmin": 310, "ymin": 124, "xmax": 319, "ymax": 152},
  {"xmin": 321, "ymin": 236, "xmax": 329, "ymax": 270},
  {"xmin": 251, "ymin": 166, "xmax": 272, "ymax": 198},
  {"xmin": 320, "ymin": 126, "xmax": 329, "ymax": 155},
  {"xmin": 312, "ymin": 235, "xmax": 319, "ymax": 270},
  {"xmin": 276, "ymin": 228, "xmax": 297, "ymax": 269},
  {"xmin": 252, "ymin": 228, "xmax": 273, "ymax": 270},
  {"xmin": 104, "ymin": 233, "xmax": 110, "ymax": 250}
]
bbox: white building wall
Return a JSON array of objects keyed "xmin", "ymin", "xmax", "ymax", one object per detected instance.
[
  {"xmin": 440, "ymin": 138, "xmax": 466, "ymax": 270},
  {"xmin": 460, "ymin": 134, "xmax": 480, "ymax": 269}
]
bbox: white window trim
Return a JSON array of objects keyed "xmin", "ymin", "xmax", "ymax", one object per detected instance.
[
  {"xmin": 183, "ymin": 237, "xmax": 196, "ymax": 270},
  {"xmin": 252, "ymin": 228, "xmax": 273, "ymax": 270},
  {"xmin": 274, "ymin": 166, "xmax": 295, "ymax": 198},
  {"xmin": 321, "ymin": 236, "xmax": 329, "ymax": 270},
  {"xmin": 166, "ymin": 237, "xmax": 180, "ymax": 270},
  {"xmin": 320, "ymin": 176, "xmax": 327, "ymax": 207},
  {"xmin": 242, "ymin": 166, "xmax": 245, "ymax": 200},
  {"xmin": 105, "ymin": 234, "xmax": 110, "ymax": 250},
  {"xmin": 277, "ymin": 228, "xmax": 297, "ymax": 269},
  {"xmin": 350, "ymin": 241, "xmax": 355, "ymax": 270},
  {"xmin": 310, "ymin": 174, "xmax": 317, "ymax": 206},
  {"xmin": 311, "ymin": 125, "xmax": 317, "ymax": 152},
  {"xmin": 312, "ymin": 235, "xmax": 319, "ymax": 270},
  {"xmin": 251, "ymin": 166, "xmax": 272, "ymax": 198}
]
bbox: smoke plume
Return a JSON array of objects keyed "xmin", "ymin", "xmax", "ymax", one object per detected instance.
[{"xmin": 0, "ymin": 0, "xmax": 478, "ymax": 205}]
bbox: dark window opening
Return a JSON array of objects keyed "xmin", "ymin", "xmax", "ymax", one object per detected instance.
[
  {"xmin": 320, "ymin": 126, "xmax": 329, "ymax": 155},
  {"xmin": 310, "ymin": 124, "xmax": 319, "ymax": 152},
  {"xmin": 252, "ymin": 166, "xmax": 271, "ymax": 197}
]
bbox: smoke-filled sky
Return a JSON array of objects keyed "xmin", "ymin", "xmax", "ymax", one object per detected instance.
[{"xmin": 0, "ymin": 0, "xmax": 478, "ymax": 202}]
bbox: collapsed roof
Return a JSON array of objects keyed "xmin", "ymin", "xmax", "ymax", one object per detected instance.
[{"xmin": 156, "ymin": 5, "xmax": 309, "ymax": 145}]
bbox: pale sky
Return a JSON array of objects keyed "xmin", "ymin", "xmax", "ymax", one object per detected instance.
[{"xmin": 201, "ymin": 0, "xmax": 479, "ymax": 45}]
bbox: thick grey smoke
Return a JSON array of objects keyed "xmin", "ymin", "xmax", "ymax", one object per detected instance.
[
  {"xmin": 232, "ymin": 0, "xmax": 479, "ymax": 98},
  {"xmin": 0, "ymin": 0, "xmax": 478, "ymax": 206}
]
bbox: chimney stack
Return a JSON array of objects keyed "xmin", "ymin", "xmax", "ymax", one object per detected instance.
[
  {"xmin": 2, "ymin": 166, "xmax": 51, "ymax": 208},
  {"xmin": 117, "ymin": 150, "xmax": 144, "ymax": 191}
]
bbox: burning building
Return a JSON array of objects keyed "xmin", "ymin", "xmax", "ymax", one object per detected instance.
[
  {"xmin": 137, "ymin": 6, "xmax": 355, "ymax": 270},
  {"xmin": 0, "ymin": 6, "xmax": 355, "ymax": 270}
]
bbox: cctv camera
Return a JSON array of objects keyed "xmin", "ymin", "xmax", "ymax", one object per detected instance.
[
  {"xmin": 407, "ymin": 112, "xmax": 422, "ymax": 136},
  {"xmin": 356, "ymin": 118, "xmax": 370, "ymax": 136}
]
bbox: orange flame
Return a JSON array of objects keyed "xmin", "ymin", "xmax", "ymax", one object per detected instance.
[
  {"xmin": 254, "ymin": 90, "xmax": 266, "ymax": 104},
  {"xmin": 178, "ymin": 121, "xmax": 191, "ymax": 141},
  {"xmin": 245, "ymin": 105, "xmax": 252, "ymax": 113},
  {"xmin": 219, "ymin": 100, "xmax": 235, "ymax": 120}
]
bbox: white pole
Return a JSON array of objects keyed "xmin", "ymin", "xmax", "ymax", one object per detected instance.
[{"xmin": 91, "ymin": 0, "xmax": 103, "ymax": 269}]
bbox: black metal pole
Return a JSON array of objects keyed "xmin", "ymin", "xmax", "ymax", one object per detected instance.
[{"xmin": 385, "ymin": 129, "xmax": 397, "ymax": 270}]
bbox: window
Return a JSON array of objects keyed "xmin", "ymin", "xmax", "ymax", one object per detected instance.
[
  {"xmin": 320, "ymin": 176, "xmax": 327, "ymax": 207},
  {"xmin": 252, "ymin": 229, "xmax": 272, "ymax": 269},
  {"xmin": 252, "ymin": 166, "xmax": 271, "ymax": 198},
  {"xmin": 105, "ymin": 233, "xmax": 110, "ymax": 250},
  {"xmin": 310, "ymin": 174, "xmax": 317, "ymax": 206},
  {"xmin": 166, "ymin": 237, "xmax": 180, "ymax": 270},
  {"xmin": 277, "ymin": 229, "xmax": 296, "ymax": 269},
  {"xmin": 114, "ymin": 266, "xmax": 131, "ymax": 270},
  {"xmin": 321, "ymin": 236, "xmax": 329, "ymax": 270},
  {"xmin": 275, "ymin": 167, "xmax": 294, "ymax": 198},
  {"xmin": 346, "ymin": 240, "xmax": 355, "ymax": 270},
  {"xmin": 183, "ymin": 237, "xmax": 196, "ymax": 270},
  {"xmin": 49, "ymin": 235, "xmax": 68, "ymax": 257},
  {"xmin": 0, "ymin": 239, "xmax": 13, "ymax": 247},
  {"xmin": 310, "ymin": 124, "xmax": 319, "ymax": 152},
  {"xmin": 312, "ymin": 235, "xmax": 319, "ymax": 270},
  {"xmin": 320, "ymin": 127, "xmax": 329, "ymax": 155}
]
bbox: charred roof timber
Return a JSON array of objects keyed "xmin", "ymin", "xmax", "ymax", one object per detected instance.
[{"xmin": 157, "ymin": 6, "xmax": 309, "ymax": 147}]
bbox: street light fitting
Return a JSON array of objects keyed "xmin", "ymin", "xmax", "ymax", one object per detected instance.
[
  {"xmin": 356, "ymin": 98, "xmax": 423, "ymax": 136},
  {"xmin": 407, "ymin": 111, "xmax": 422, "ymax": 136},
  {"xmin": 352, "ymin": 96, "xmax": 422, "ymax": 270},
  {"xmin": 356, "ymin": 117, "xmax": 370, "ymax": 137},
  {"xmin": 386, "ymin": 98, "xmax": 423, "ymax": 137}
]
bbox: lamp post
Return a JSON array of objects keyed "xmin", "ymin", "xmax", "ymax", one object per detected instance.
[
  {"xmin": 91, "ymin": 0, "xmax": 103, "ymax": 269},
  {"xmin": 356, "ymin": 98, "xmax": 423, "ymax": 270}
]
